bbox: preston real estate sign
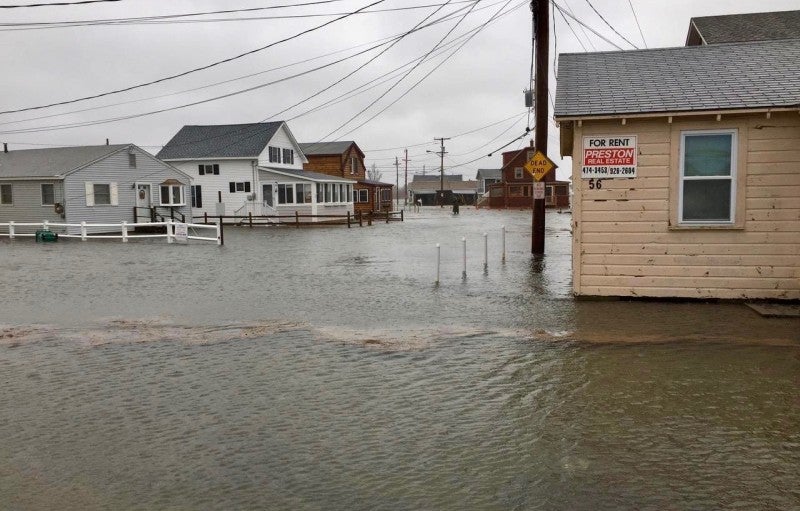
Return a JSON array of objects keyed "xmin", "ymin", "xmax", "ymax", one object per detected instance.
[{"xmin": 581, "ymin": 135, "xmax": 637, "ymax": 178}]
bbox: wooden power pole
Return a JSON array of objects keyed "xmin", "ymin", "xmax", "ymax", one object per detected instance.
[
  {"xmin": 532, "ymin": 0, "xmax": 549, "ymax": 255},
  {"xmin": 433, "ymin": 137, "xmax": 449, "ymax": 207},
  {"xmin": 403, "ymin": 148, "xmax": 410, "ymax": 205},
  {"xmin": 394, "ymin": 156, "xmax": 400, "ymax": 210}
]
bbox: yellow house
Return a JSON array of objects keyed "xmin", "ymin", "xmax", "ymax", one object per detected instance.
[{"xmin": 554, "ymin": 25, "xmax": 799, "ymax": 300}]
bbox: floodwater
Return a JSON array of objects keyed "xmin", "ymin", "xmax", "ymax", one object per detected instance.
[{"xmin": 1, "ymin": 207, "xmax": 798, "ymax": 510}]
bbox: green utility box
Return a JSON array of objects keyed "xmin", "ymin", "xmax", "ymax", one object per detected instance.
[{"xmin": 35, "ymin": 229, "xmax": 58, "ymax": 242}]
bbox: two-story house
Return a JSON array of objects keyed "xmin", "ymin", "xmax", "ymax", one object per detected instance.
[
  {"xmin": 299, "ymin": 141, "xmax": 394, "ymax": 213},
  {"xmin": 484, "ymin": 141, "xmax": 570, "ymax": 209},
  {"xmin": 157, "ymin": 122, "xmax": 356, "ymax": 221}
]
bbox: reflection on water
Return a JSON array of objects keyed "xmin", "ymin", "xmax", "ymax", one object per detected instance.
[{"xmin": 1, "ymin": 208, "xmax": 798, "ymax": 510}]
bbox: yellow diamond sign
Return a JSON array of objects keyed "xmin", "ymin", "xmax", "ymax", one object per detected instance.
[{"xmin": 524, "ymin": 150, "xmax": 557, "ymax": 181}]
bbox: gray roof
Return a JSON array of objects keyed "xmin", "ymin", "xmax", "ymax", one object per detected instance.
[
  {"xmin": 0, "ymin": 144, "xmax": 129, "ymax": 179},
  {"xmin": 156, "ymin": 122, "xmax": 283, "ymax": 160},
  {"xmin": 299, "ymin": 141, "xmax": 359, "ymax": 156},
  {"xmin": 476, "ymin": 168, "xmax": 501, "ymax": 180},
  {"xmin": 554, "ymin": 39, "xmax": 800, "ymax": 118},
  {"xmin": 688, "ymin": 10, "xmax": 800, "ymax": 45},
  {"xmin": 359, "ymin": 179, "xmax": 393, "ymax": 187},
  {"xmin": 412, "ymin": 174, "xmax": 463, "ymax": 182},
  {"xmin": 258, "ymin": 167, "xmax": 357, "ymax": 183}
]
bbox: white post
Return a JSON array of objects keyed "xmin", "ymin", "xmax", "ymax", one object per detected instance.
[
  {"xmin": 43, "ymin": 220, "xmax": 49, "ymax": 231},
  {"xmin": 435, "ymin": 243, "xmax": 440, "ymax": 286},
  {"xmin": 121, "ymin": 221, "xmax": 128, "ymax": 243},
  {"xmin": 81, "ymin": 221, "xmax": 87, "ymax": 241},
  {"xmin": 166, "ymin": 219, "xmax": 174, "ymax": 244},
  {"xmin": 462, "ymin": 236, "xmax": 467, "ymax": 280},
  {"xmin": 8, "ymin": 221, "xmax": 14, "ymax": 240},
  {"xmin": 501, "ymin": 225, "xmax": 506, "ymax": 263},
  {"xmin": 483, "ymin": 232, "xmax": 488, "ymax": 273},
  {"xmin": 216, "ymin": 220, "xmax": 222, "ymax": 246}
]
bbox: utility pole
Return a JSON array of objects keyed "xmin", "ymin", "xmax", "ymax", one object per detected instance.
[
  {"xmin": 394, "ymin": 156, "xmax": 400, "ymax": 210},
  {"xmin": 403, "ymin": 149, "xmax": 410, "ymax": 205},
  {"xmin": 433, "ymin": 137, "xmax": 450, "ymax": 207},
  {"xmin": 532, "ymin": 0, "xmax": 549, "ymax": 255}
]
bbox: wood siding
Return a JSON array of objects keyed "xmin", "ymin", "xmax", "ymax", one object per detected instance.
[{"xmin": 571, "ymin": 112, "xmax": 799, "ymax": 300}]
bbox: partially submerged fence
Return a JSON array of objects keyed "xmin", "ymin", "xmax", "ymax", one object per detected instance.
[
  {"xmin": 197, "ymin": 210, "xmax": 403, "ymax": 228},
  {"xmin": 0, "ymin": 220, "xmax": 221, "ymax": 245}
]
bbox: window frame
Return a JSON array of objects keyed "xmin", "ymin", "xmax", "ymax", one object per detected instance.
[
  {"xmin": 678, "ymin": 129, "xmax": 737, "ymax": 226},
  {"xmin": 41, "ymin": 183, "xmax": 55, "ymax": 206},
  {"xmin": 198, "ymin": 164, "xmax": 219, "ymax": 176},
  {"xmin": 0, "ymin": 184, "xmax": 12, "ymax": 205},
  {"xmin": 514, "ymin": 167, "xmax": 524, "ymax": 179},
  {"xmin": 277, "ymin": 183, "xmax": 295, "ymax": 204},
  {"xmin": 269, "ymin": 147, "xmax": 281, "ymax": 163},
  {"xmin": 94, "ymin": 183, "xmax": 112, "ymax": 205},
  {"xmin": 282, "ymin": 148, "xmax": 294, "ymax": 166},
  {"xmin": 160, "ymin": 184, "xmax": 186, "ymax": 206}
]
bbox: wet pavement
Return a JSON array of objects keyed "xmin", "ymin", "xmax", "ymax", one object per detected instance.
[{"xmin": 1, "ymin": 207, "xmax": 798, "ymax": 510}]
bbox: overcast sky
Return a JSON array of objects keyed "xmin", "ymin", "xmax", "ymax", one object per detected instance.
[{"xmin": 1, "ymin": 0, "xmax": 798, "ymax": 181}]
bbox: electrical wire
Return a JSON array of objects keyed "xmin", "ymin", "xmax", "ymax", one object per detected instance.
[
  {"xmin": 583, "ymin": 0, "xmax": 638, "ymax": 49},
  {"xmin": 0, "ymin": 0, "xmax": 120, "ymax": 8},
  {"xmin": 553, "ymin": 0, "xmax": 587, "ymax": 51},
  {"xmin": 627, "ymin": 0, "xmax": 647, "ymax": 48},
  {"xmin": 551, "ymin": 1, "xmax": 623, "ymax": 50},
  {"xmin": 0, "ymin": 0, "xmax": 388, "ymax": 116},
  {"xmin": 561, "ymin": 0, "xmax": 594, "ymax": 50}
]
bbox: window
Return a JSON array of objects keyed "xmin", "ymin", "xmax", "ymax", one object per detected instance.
[
  {"xmin": 128, "ymin": 152, "xmax": 137, "ymax": 168},
  {"xmin": 295, "ymin": 183, "xmax": 312, "ymax": 204},
  {"xmin": 228, "ymin": 182, "xmax": 251, "ymax": 193},
  {"xmin": 316, "ymin": 183, "xmax": 323, "ymax": 204},
  {"xmin": 160, "ymin": 184, "xmax": 185, "ymax": 206},
  {"xmin": 0, "ymin": 184, "xmax": 12, "ymax": 205},
  {"xmin": 278, "ymin": 184, "xmax": 294, "ymax": 204},
  {"xmin": 282, "ymin": 148, "xmax": 294, "ymax": 165},
  {"xmin": 269, "ymin": 147, "xmax": 281, "ymax": 163},
  {"xmin": 514, "ymin": 167, "xmax": 524, "ymax": 179},
  {"xmin": 198, "ymin": 164, "xmax": 219, "ymax": 176},
  {"xmin": 509, "ymin": 185, "xmax": 522, "ymax": 197},
  {"xmin": 94, "ymin": 184, "xmax": 112, "ymax": 205},
  {"xmin": 680, "ymin": 130, "xmax": 736, "ymax": 223},
  {"xmin": 381, "ymin": 189, "xmax": 391, "ymax": 201},
  {"xmin": 359, "ymin": 189, "xmax": 368, "ymax": 202},
  {"xmin": 191, "ymin": 185, "xmax": 202, "ymax": 208},
  {"xmin": 350, "ymin": 156, "xmax": 358, "ymax": 175},
  {"xmin": 332, "ymin": 183, "xmax": 339, "ymax": 202},
  {"xmin": 41, "ymin": 184, "xmax": 55, "ymax": 205}
]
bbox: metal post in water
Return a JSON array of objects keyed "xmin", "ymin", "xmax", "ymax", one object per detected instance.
[
  {"xmin": 121, "ymin": 221, "xmax": 128, "ymax": 243},
  {"xmin": 501, "ymin": 225, "xmax": 506, "ymax": 263},
  {"xmin": 435, "ymin": 243, "xmax": 440, "ymax": 286},
  {"xmin": 462, "ymin": 236, "xmax": 467, "ymax": 280},
  {"xmin": 483, "ymin": 232, "xmax": 488, "ymax": 273}
]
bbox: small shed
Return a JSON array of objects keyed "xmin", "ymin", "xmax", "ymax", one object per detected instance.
[
  {"xmin": 554, "ymin": 36, "xmax": 800, "ymax": 300},
  {"xmin": 0, "ymin": 144, "xmax": 192, "ymax": 234}
]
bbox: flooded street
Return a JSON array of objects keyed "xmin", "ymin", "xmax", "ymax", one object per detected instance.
[{"xmin": 1, "ymin": 208, "xmax": 798, "ymax": 510}]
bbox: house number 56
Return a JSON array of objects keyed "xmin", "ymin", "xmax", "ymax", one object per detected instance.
[{"xmin": 588, "ymin": 178, "xmax": 603, "ymax": 190}]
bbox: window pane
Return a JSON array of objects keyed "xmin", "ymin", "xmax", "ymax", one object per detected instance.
[
  {"xmin": 42, "ymin": 184, "xmax": 55, "ymax": 205},
  {"xmin": 296, "ymin": 184, "xmax": 304, "ymax": 203},
  {"xmin": 316, "ymin": 183, "xmax": 323, "ymax": 203},
  {"xmin": 172, "ymin": 186, "xmax": 182, "ymax": 204},
  {"xmin": 683, "ymin": 180, "xmax": 732, "ymax": 221},
  {"xmin": 684, "ymin": 134, "xmax": 732, "ymax": 177},
  {"xmin": 95, "ymin": 184, "xmax": 111, "ymax": 205},
  {"xmin": 0, "ymin": 184, "xmax": 12, "ymax": 204}
]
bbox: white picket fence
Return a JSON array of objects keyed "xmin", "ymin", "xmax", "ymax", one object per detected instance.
[{"xmin": 0, "ymin": 219, "xmax": 221, "ymax": 245}]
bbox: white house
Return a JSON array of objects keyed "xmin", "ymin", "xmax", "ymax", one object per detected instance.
[{"xmin": 156, "ymin": 122, "xmax": 356, "ymax": 221}]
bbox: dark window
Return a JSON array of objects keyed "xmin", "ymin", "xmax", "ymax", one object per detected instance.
[
  {"xmin": 229, "ymin": 182, "xmax": 236, "ymax": 193},
  {"xmin": 94, "ymin": 184, "xmax": 111, "ymax": 205},
  {"xmin": 199, "ymin": 164, "xmax": 219, "ymax": 175},
  {"xmin": 191, "ymin": 185, "xmax": 202, "ymax": 208},
  {"xmin": 282, "ymin": 148, "xmax": 294, "ymax": 165},
  {"xmin": 129, "ymin": 152, "xmax": 136, "ymax": 168},
  {"xmin": 269, "ymin": 147, "xmax": 281, "ymax": 163},
  {"xmin": 0, "ymin": 184, "xmax": 12, "ymax": 205},
  {"xmin": 41, "ymin": 184, "xmax": 55, "ymax": 205}
]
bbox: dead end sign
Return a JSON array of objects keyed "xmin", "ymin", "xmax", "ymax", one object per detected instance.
[
  {"xmin": 581, "ymin": 135, "xmax": 637, "ymax": 178},
  {"xmin": 524, "ymin": 150, "xmax": 557, "ymax": 181}
]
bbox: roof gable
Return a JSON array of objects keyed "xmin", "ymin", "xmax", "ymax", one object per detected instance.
[
  {"xmin": 156, "ymin": 122, "xmax": 283, "ymax": 160},
  {"xmin": 554, "ymin": 39, "xmax": 800, "ymax": 118},
  {"xmin": 0, "ymin": 144, "xmax": 130, "ymax": 179},
  {"xmin": 299, "ymin": 141, "xmax": 364, "ymax": 158},
  {"xmin": 687, "ymin": 10, "xmax": 800, "ymax": 45}
]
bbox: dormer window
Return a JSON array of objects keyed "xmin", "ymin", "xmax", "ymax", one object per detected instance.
[
  {"xmin": 282, "ymin": 148, "xmax": 294, "ymax": 165},
  {"xmin": 269, "ymin": 147, "xmax": 281, "ymax": 163}
]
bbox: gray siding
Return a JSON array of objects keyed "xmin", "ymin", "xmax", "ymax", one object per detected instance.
[
  {"xmin": 0, "ymin": 180, "xmax": 64, "ymax": 233},
  {"xmin": 64, "ymin": 147, "xmax": 192, "ymax": 234}
]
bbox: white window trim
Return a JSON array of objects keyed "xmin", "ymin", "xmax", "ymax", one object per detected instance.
[
  {"xmin": 85, "ymin": 182, "xmax": 118, "ymax": 207},
  {"xmin": 678, "ymin": 129, "xmax": 737, "ymax": 225},
  {"xmin": 514, "ymin": 168, "xmax": 524, "ymax": 179},
  {"xmin": 160, "ymin": 184, "xmax": 186, "ymax": 206},
  {"xmin": 41, "ymin": 183, "xmax": 55, "ymax": 206}
]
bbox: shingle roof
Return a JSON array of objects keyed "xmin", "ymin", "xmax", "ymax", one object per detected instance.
[
  {"xmin": 476, "ymin": 168, "xmax": 501, "ymax": 180},
  {"xmin": 0, "ymin": 144, "xmax": 129, "ymax": 179},
  {"xmin": 688, "ymin": 10, "xmax": 800, "ymax": 45},
  {"xmin": 554, "ymin": 39, "xmax": 800, "ymax": 118},
  {"xmin": 299, "ymin": 141, "xmax": 358, "ymax": 156},
  {"xmin": 258, "ymin": 167, "xmax": 357, "ymax": 183},
  {"xmin": 156, "ymin": 122, "xmax": 283, "ymax": 160}
]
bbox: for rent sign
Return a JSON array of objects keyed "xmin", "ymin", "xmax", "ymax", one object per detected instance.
[{"xmin": 581, "ymin": 136, "xmax": 637, "ymax": 178}]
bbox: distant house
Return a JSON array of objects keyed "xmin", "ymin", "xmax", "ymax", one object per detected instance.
[
  {"xmin": 157, "ymin": 123, "xmax": 356, "ymax": 221},
  {"xmin": 299, "ymin": 141, "xmax": 393, "ymax": 213},
  {"xmin": 481, "ymin": 143, "xmax": 570, "ymax": 209},
  {"xmin": 554, "ymin": 11, "xmax": 800, "ymax": 300},
  {"xmin": 0, "ymin": 143, "xmax": 192, "ymax": 234},
  {"xmin": 408, "ymin": 174, "xmax": 478, "ymax": 206},
  {"xmin": 476, "ymin": 168, "xmax": 501, "ymax": 196}
]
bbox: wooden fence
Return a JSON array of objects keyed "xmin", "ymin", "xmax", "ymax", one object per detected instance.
[{"xmin": 196, "ymin": 210, "xmax": 404, "ymax": 228}]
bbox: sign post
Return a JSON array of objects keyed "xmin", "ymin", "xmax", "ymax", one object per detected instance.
[{"xmin": 525, "ymin": 149, "xmax": 557, "ymax": 254}]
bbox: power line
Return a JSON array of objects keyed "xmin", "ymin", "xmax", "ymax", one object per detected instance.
[
  {"xmin": 627, "ymin": 0, "xmax": 647, "ymax": 49},
  {"xmin": 583, "ymin": 0, "xmax": 638, "ymax": 49},
  {"xmin": 0, "ymin": 0, "xmax": 120, "ymax": 8},
  {"xmin": 551, "ymin": 2, "xmax": 624, "ymax": 50},
  {"xmin": 0, "ymin": 0, "xmax": 388, "ymax": 116},
  {"xmin": 553, "ymin": 0, "xmax": 587, "ymax": 52},
  {"xmin": 561, "ymin": 0, "xmax": 594, "ymax": 50}
]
